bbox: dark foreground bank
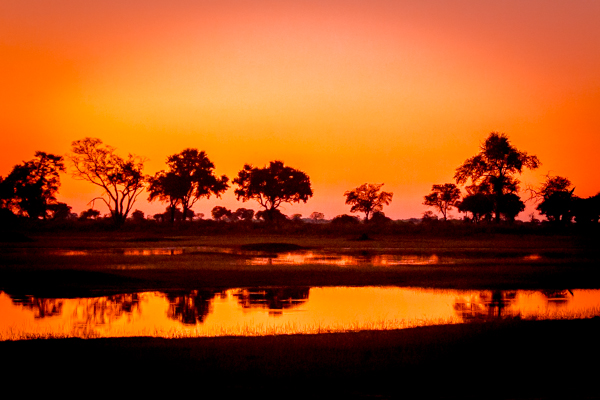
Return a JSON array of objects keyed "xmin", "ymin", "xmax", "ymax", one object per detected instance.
[{"xmin": 2, "ymin": 319, "xmax": 599, "ymax": 398}]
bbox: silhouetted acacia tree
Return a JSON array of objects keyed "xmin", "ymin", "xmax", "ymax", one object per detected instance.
[
  {"xmin": 455, "ymin": 132, "xmax": 540, "ymax": 222},
  {"xmin": 149, "ymin": 149, "xmax": 228, "ymax": 223},
  {"xmin": 423, "ymin": 183, "xmax": 461, "ymax": 221},
  {"xmin": 233, "ymin": 161, "xmax": 312, "ymax": 222},
  {"xmin": 344, "ymin": 183, "xmax": 393, "ymax": 222},
  {"xmin": 70, "ymin": 138, "xmax": 146, "ymax": 226},
  {"xmin": 1, "ymin": 151, "xmax": 65, "ymax": 219}
]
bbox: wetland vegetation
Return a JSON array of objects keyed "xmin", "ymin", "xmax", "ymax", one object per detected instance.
[{"xmin": 1, "ymin": 225, "xmax": 599, "ymax": 397}]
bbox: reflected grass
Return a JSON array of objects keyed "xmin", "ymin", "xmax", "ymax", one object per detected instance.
[{"xmin": 4, "ymin": 309, "xmax": 599, "ymax": 341}]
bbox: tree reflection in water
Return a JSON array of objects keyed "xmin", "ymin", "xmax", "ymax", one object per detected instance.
[
  {"xmin": 9, "ymin": 295, "xmax": 64, "ymax": 318},
  {"xmin": 454, "ymin": 289, "xmax": 575, "ymax": 322},
  {"xmin": 72, "ymin": 293, "xmax": 142, "ymax": 335},
  {"xmin": 541, "ymin": 289, "xmax": 573, "ymax": 305},
  {"xmin": 454, "ymin": 291, "xmax": 519, "ymax": 321},
  {"xmin": 163, "ymin": 290, "xmax": 222, "ymax": 325},
  {"xmin": 233, "ymin": 287, "xmax": 309, "ymax": 316}
]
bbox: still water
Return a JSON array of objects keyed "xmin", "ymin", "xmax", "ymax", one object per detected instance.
[{"xmin": 1, "ymin": 287, "xmax": 598, "ymax": 340}]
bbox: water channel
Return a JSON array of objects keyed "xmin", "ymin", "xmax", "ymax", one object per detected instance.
[{"xmin": 2, "ymin": 287, "xmax": 599, "ymax": 340}]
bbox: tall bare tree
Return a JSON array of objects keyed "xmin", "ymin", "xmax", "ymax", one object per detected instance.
[
  {"xmin": 424, "ymin": 183, "xmax": 461, "ymax": 221},
  {"xmin": 70, "ymin": 137, "xmax": 146, "ymax": 226}
]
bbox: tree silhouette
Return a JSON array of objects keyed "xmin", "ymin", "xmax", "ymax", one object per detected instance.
[
  {"xmin": 233, "ymin": 161, "xmax": 312, "ymax": 221},
  {"xmin": 344, "ymin": 183, "xmax": 393, "ymax": 222},
  {"xmin": 498, "ymin": 193, "xmax": 525, "ymax": 222},
  {"xmin": 455, "ymin": 132, "xmax": 540, "ymax": 222},
  {"xmin": 130, "ymin": 209, "xmax": 145, "ymax": 222},
  {"xmin": 47, "ymin": 202, "xmax": 72, "ymax": 220},
  {"xmin": 79, "ymin": 208, "xmax": 100, "ymax": 221},
  {"xmin": 310, "ymin": 211, "xmax": 325, "ymax": 222},
  {"xmin": 211, "ymin": 205, "xmax": 232, "ymax": 221},
  {"xmin": 331, "ymin": 214, "xmax": 361, "ymax": 225},
  {"xmin": 148, "ymin": 149, "xmax": 228, "ymax": 223},
  {"xmin": 147, "ymin": 171, "xmax": 186, "ymax": 224},
  {"xmin": 1, "ymin": 151, "xmax": 65, "ymax": 219},
  {"xmin": 457, "ymin": 192, "xmax": 494, "ymax": 223},
  {"xmin": 232, "ymin": 207, "xmax": 255, "ymax": 222},
  {"xmin": 572, "ymin": 193, "xmax": 600, "ymax": 225},
  {"xmin": 70, "ymin": 138, "xmax": 146, "ymax": 226},
  {"xmin": 535, "ymin": 175, "xmax": 574, "ymax": 224},
  {"xmin": 423, "ymin": 183, "xmax": 461, "ymax": 221}
]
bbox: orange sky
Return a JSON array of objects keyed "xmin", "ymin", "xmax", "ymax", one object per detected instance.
[{"xmin": 2, "ymin": 0, "xmax": 599, "ymax": 220}]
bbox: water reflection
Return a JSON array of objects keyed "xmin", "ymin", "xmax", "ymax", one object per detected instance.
[
  {"xmin": 453, "ymin": 291, "xmax": 518, "ymax": 321},
  {"xmin": 71, "ymin": 293, "xmax": 142, "ymax": 336},
  {"xmin": 233, "ymin": 288, "xmax": 309, "ymax": 316},
  {"xmin": 10, "ymin": 296, "xmax": 64, "ymax": 318},
  {"xmin": 541, "ymin": 289, "xmax": 573, "ymax": 304},
  {"xmin": 245, "ymin": 252, "xmax": 441, "ymax": 266},
  {"xmin": 1, "ymin": 287, "xmax": 598, "ymax": 340},
  {"xmin": 165, "ymin": 290, "xmax": 222, "ymax": 324},
  {"xmin": 10, "ymin": 246, "xmax": 554, "ymax": 269}
]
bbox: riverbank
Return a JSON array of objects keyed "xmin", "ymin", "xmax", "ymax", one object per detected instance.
[{"xmin": 2, "ymin": 318, "xmax": 598, "ymax": 398}]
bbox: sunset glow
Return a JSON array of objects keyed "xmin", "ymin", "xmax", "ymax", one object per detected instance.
[{"xmin": 2, "ymin": 0, "xmax": 599, "ymax": 219}]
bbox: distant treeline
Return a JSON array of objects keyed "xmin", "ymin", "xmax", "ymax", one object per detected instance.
[{"xmin": 1, "ymin": 132, "xmax": 599, "ymax": 229}]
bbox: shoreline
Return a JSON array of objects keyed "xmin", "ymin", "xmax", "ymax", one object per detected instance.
[{"xmin": 2, "ymin": 318, "xmax": 599, "ymax": 397}]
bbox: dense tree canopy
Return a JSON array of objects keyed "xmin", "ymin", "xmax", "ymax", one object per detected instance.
[
  {"xmin": 455, "ymin": 132, "xmax": 540, "ymax": 222},
  {"xmin": 344, "ymin": 183, "xmax": 393, "ymax": 222},
  {"xmin": 70, "ymin": 137, "xmax": 146, "ymax": 226},
  {"xmin": 457, "ymin": 193, "xmax": 494, "ymax": 223},
  {"xmin": 535, "ymin": 175, "xmax": 574, "ymax": 224},
  {"xmin": 148, "ymin": 149, "xmax": 228, "ymax": 223},
  {"xmin": 211, "ymin": 206, "xmax": 232, "ymax": 221},
  {"xmin": 232, "ymin": 208, "xmax": 255, "ymax": 222},
  {"xmin": 233, "ymin": 161, "xmax": 312, "ymax": 221},
  {"xmin": 0, "ymin": 151, "xmax": 65, "ymax": 219}
]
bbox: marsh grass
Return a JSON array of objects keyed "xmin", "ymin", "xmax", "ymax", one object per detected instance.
[{"xmin": 4, "ymin": 308, "xmax": 599, "ymax": 341}]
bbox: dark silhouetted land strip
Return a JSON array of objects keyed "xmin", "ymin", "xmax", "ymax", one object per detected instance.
[{"xmin": 1, "ymin": 319, "xmax": 598, "ymax": 398}]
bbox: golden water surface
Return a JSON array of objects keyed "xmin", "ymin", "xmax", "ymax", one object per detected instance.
[{"xmin": 1, "ymin": 287, "xmax": 598, "ymax": 340}]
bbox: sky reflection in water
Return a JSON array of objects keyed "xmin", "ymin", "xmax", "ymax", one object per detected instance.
[
  {"xmin": 22, "ymin": 246, "xmax": 544, "ymax": 266},
  {"xmin": 1, "ymin": 287, "xmax": 598, "ymax": 340}
]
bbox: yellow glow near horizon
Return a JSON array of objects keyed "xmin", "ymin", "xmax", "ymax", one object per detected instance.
[{"xmin": 2, "ymin": 1, "xmax": 599, "ymax": 219}]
